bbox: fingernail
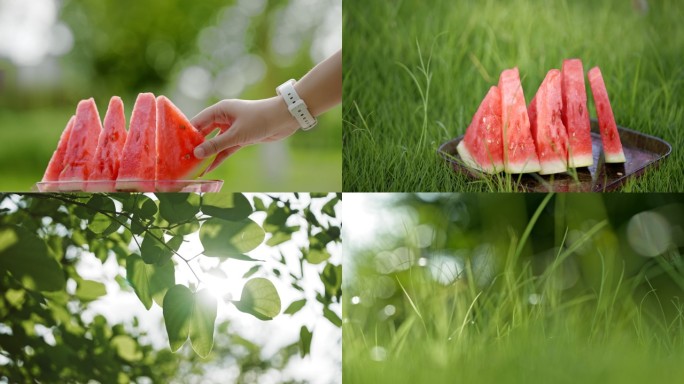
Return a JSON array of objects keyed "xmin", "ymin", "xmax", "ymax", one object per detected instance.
[{"xmin": 194, "ymin": 146, "xmax": 206, "ymax": 159}]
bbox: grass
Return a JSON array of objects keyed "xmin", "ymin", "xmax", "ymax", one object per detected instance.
[
  {"xmin": 342, "ymin": 0, "xmax": 684, "ymax": 191},
  {"xmin": 343, "ymin": 194, "xmax": 684, "ymax": 383},
  {"xmin": 0, "ymin": 106, "xmax": 341, "ymax": 192}
]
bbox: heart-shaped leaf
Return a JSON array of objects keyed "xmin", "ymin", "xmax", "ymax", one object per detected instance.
[{"xmin": 234, "ymin": 278, "xmax": 281, "ymax": 320}]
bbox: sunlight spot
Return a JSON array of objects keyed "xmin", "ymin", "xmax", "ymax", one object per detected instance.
[
  {"xmin": 415, "ymin": 224, "xmax": 434, "ymax": 248},
  {"xmin": 418, "ymin": 257, "xmax": 428, "ymax": 267},
  {"xmin": 627, "ymin": 211, "xmax": 671, "ymax": 257},
  {"xmin": 369, "ymin": 346, "xmax": 387, "ymax": 362},
  {"xmin": 528, "ymin": 293, "xmax": 542, "ymax": 305},
  {"xmin": 383, "ymin": 305, "xmax": 396, "ymax": 317},
  {"xmin": 427, "ymin": 252, "xmax": 464, "ymax": 285},
  {"xmin": 351, "ymin": 296, "xmax": 361, "ymax": 305}
]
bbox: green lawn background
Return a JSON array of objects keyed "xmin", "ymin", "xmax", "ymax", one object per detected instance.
[{"xmin": 343, "ymin": 0, "xmax": 683, "ymax": 192}]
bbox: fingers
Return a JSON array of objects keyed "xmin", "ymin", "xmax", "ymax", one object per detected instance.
[
  {"xmin": 194, "ymin": 122, "xmax": 255, "ymax": 159},
  {"xmin": 191, "ymin": 100, "xmax": 236, "ymax": 136},
  {"xmin": 201, "ymin": 146, "xmax": 241, "ymax": 176}
]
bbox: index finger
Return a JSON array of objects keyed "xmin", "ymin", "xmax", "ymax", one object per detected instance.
[{"xmin": 190, "ymin": 100, "xmax": 235, "ymax": 136}]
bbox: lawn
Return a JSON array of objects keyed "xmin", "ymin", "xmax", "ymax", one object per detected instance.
[
  {"xmin": 0, "ymin": 106, "xmax": 342, "ymax": 192},
  {"xmin": 343, "ymin": 193, "xmax": 684, "ymax": 383},
  {"xmin": 342, "ymin": 0, "xmax": 684, "ymax": 192}
]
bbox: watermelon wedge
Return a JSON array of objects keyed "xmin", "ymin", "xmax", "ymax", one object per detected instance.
[
  {"xmin": 117, "ymin": 93, "xmax": 157, "ymax": 191},
  {"xmin": 42, "ymin": 116, "xmax": 74, "ymax": 183},
  {"xmin": 155, "ymin": 96, "xmax": 212, "ymax": 184},
  {"xmin": 588, "ymin": 67, "xmax": 626, "ymax": 163},
  {"xmin": 89, "ymin": 96, "xmax": 128, "ymax": 191},
  {"xmin": 528, "ymin": 69, "xmax": 569, "ymax": 175},
  {"xmin": 561, "ymin": 59, "xmax": 593, "ymax": 168},
  {"xmin": 59, "ymin": 98, "xmax": 103, "ymax": 189},
  {"xmin": 498, "ymin": 68, "xmax": 541, "ymax": 173},
  {"xmin": 456, "ymin": 86, "xmax": 504, "ymax": 173}
]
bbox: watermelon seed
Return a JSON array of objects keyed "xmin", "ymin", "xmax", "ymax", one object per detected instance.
[{"xmin": 184, "ymin": 154, "xmax": 191, "ymax": 160}]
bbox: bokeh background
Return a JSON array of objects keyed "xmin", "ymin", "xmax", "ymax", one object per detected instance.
[
  {"xmin": 0, "ymin": 0, "xmax": 342, "ymax": 191},
  {"xmin": 343, "ymin": 193, "xmax": 684, "ymax": 383}
]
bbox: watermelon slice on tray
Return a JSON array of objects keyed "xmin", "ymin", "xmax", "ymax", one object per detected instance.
[
  {"xmin": 588, "ymin": 67, "xmax": 626, "ymax": 163},
  {"xmin": 498, "ymin": 68, "xmax": 541, "ymax": 173},
  {"xmin": 456, "ymin": 86, "xmax": 504, "ymax": 173},
  {"xmin": 528, "ymin": 69, "xmax": 569, "ymax": 175},
  {"xmin": 59, "ymin": 98, "xmax": 103, "ymax": 190},
  {"xmin": 42, "ymin": 116, "xmax": 74, "ymax": 184},
  {"xmin": 561, "ymin": 59, "xmax": 593, "ymax": 168},
  {"xmin": 89, "ymin": 96, "xmax": 128, "ymax": 191},
  {"xmin": 116, "ymin": 93, "xmax": 157, "ymax": 191},
  {"xmin": 155, "ymin": 95, "xmax": 214, "ymax": 189}
]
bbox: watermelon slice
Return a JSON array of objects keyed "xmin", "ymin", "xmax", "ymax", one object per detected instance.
[
  {"xmin": 59, "ymin": 98, "xmax": 103, "ymax": 189},
  {"xmin": 155, "ymin": 96, "xmax": 212, "ymax": 184},
  {"xmin": 588, "ymin": 67, "xmax": 626, "ymax": 163},
  {"xmin": 561, "ymin": 59, "xmax": 593, "ymax": 168},
  {"xmin": 528, "ymin": 69, "xmax": 569, "ymax": 175},
  {"xmin": 456, "ymin": 86, "xmax": 504, "ymax": 173},
  {"xmin": 42, "ymin": 116, "xmax": 74, "ymax": 183},
  {"xmin": 117, "ymin": 93, "xmax": 157, "ymax": 191},
  {"xmin": 89, "ymin": 96, "xmax": 128, "ymax": 191},
  {"xmin": 498, "ymin": 68, "xmax": 541, "ymax": 173}
]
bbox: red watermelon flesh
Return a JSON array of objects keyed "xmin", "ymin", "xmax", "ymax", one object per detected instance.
[
  {"xmin": 155, "ymin": 96, "xmax": 212, "ymax": 183},
  {"xmin": 456, "ymin": 86, "xmax": 504, "ymax": 173},
  {"xmin": 588, "ymin": 67, "xmax": 626, "ymax": 163},
  {"xmin": 561, "ymin": 59, "xmax": 593, "ymax": 168},
  {"xmin": 117, "ymin": 93, "xmax": 157, "ymax": 191},
  {"xmin": 59, "ymin": 98, "xmax": 103, "ymax": 187},
  {"xmin": 89, "ymin": 96, "xmax": 128, "ymax": 190},
  {"xmin": 42, "ymin": 116, "xmax": 74, "ymax": 182},
  {"xmin": 528, "ymin": 69, "xmax": 569, "ymax": 175},
  {"xmin": 498, "ymin": 68, "xmax": 541, "ymax": 173}
]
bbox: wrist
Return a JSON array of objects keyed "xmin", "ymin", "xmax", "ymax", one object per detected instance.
[
  {"xmin": 276, "ymin": 79, "xmax": 317, "ymax": 130},
  {"xmin": 267, "ymin": 96, "xmax": 300, "ymax": 133}
]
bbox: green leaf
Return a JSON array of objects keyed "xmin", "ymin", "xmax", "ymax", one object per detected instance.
[
  {"xmin": 168, "ymin": 219, "xmax": 200, "ymax": 236},
  {"xmin": 0, "ymin": 228, "xmax": 18, "ymax": 253},
  {"xmin": 201, "ymin": 193, "xmax": 253, "ymax": 221},
  {"xmin": 127, "ymin": 255, "xmax": 175, "ymax": 310},
  {"xmin": 299, "ymin": 326, "xmax": 313, "ymax": 357},
  {"xmin": 163, "ymin": 284, "xmax": 193, "ymax": 352},
  {"xmin": 136, "ymin": 196, "xmax": 158, "ymax": 219},
  {"xmin": 140, "ymin": 229, "xmax": 166, "ymax": 264},
  {"xmin": 284, "ymin": 299, "xmax": 306, "ymax": 315},
  {"xmin": 234, "ymin": 278, "xmax": 281, "ymax": 320},
  {"xmin": 322, "ymin": 196, "xmax": 339, "ymax": 218},
  {"xmin": 323, "ymin": 307, "xmax": 342, "ymax": 327},
  {"xmin": 306, "ymin": 246, "xmax": 330, "ymax": 265},
  {"xmin": 111, "ymin": 335, "xmax": 143, "ymax": 362},
  {"xmin": 199, "ymin": 218, "xmax": 265, "ymax": 258},
  {"xmin": 87, "ymin": 195, "xmax": 119, "ymax": 235},
  {"xmin": 157, "ymin": 194, "xmax": 200, "ymax": 224},
  {"xmin": 189, "ymin": 289, "xmax": 217, "ymax": 358},
  {"xmin": 322, "ymin": 263, "xmax": 342, "ymax": 299},
  {"xmin": 163, "ymin": 285, "xmax": 217, "ymax": 357},
  {"xmin": 242, "ymin": 265, "xmax": 260, "ymax": 279},
  {"xmin": 0, "ymin": 226, "xmax": 66, "ymax": 292},
  {"xmin": 75, "ymin": 279, "xmax": 107, "ymax": 301}
]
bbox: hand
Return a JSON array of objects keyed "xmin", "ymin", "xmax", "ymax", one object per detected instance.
[
  {"xmin": 191, "ymin": 97, "xmax": 299, "ymax": 174},
  {"xmin": 192, "ymin": 49, "xmax": 341, "ymax": 174}
]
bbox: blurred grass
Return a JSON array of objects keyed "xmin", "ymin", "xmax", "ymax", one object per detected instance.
[
  {"xmin": 343, "ymin": 0, "xmax": 684, "ymax": 191},
  {"xmin": 343, "ymin": 193, "xmax": 684, "ymax": 383},
  {"xmin": 0, "ymin": 105, "xmax": 341, "ymax": 192}
]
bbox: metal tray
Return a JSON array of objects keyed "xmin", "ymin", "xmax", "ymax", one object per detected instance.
[
  {"xmin": 33, "ymin": 180, "xmax": 224, "ymax": 193},
  {"xmin": 439, "ymin": 119, "xmax": 672, "ymax": 192}
]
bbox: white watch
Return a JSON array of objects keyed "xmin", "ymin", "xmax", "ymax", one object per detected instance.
[{"xmin": 276, "ymin": 79, "xmax": 317, "ymax": 130}]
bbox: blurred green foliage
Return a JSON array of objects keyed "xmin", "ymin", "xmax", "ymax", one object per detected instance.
[{"xmin": 344, "ymin": 193, "xmax": 684, "ymax": 383}]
